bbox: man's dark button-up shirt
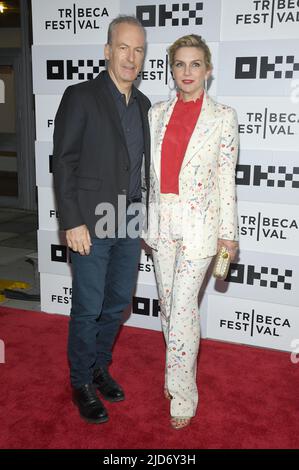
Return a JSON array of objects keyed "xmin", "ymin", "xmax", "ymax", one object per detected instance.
[{"xmin": 105, "ymin": 71, "xmax": 144, "ymax": 200}]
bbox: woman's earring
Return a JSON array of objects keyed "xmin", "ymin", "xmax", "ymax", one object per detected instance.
[
  {"xmin": 204, "ymin": 77, "xmax": 208, "ymax": 92},
  {"xmin": 168, "ymin": 71, "xmax": 177, "ymax": 98},
  {"xmin": 169, "ymin": 76, "xmax": 176, "ymax": 91}
]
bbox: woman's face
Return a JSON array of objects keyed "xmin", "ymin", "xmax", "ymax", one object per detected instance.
[{"xmin": 172, "ymin": 47, "xmax": 210, "ymax": 101}]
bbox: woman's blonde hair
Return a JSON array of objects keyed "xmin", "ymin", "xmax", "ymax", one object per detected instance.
[{"xmin": 168, "ymin": 34, "xmax": 212, "ymax": 70}]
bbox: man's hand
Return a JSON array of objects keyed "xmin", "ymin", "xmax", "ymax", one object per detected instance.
[
  {"xmin": 217, "ymin": 238, "xmax": 239, "ymax": 261},
  {"xmin": 66, "ymin": 225, "xmax": 92, "ymax": 255}
]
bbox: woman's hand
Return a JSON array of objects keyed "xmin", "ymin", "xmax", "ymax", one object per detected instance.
[{"xmin": 217, "ymin": 238, "xmax": 239, "ymax": 261}]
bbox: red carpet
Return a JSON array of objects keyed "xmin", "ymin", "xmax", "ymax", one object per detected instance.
[{"xmin": 0, "ymin": 306, "xmax": 298, "ymax": 449}]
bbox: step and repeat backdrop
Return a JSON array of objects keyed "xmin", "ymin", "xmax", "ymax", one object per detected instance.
[{"xmin": 31, "ymin": 0, "xmax": 299, "ymax": 352}]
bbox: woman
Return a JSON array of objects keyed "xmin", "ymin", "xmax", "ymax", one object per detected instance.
[{"xmin": 146, "ymin": 35, "xmax": 239, "ymax": 429}]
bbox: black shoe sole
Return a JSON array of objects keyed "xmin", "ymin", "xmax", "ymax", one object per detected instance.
[
  {"xmin": 95, "ymin": 388, "xmax": 125, "ymax": 403},
  {"xmin": 79, "ymin": 413, "xmax": 109, "ymax": 424},
  {"xmin": 72, "ymin": 399, "xmax": 109, "ymax": 424}
]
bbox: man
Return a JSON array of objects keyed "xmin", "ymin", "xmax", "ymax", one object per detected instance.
[{"xmin": 53, "ymin": 16, "xmax": 150, "ymax": 424}]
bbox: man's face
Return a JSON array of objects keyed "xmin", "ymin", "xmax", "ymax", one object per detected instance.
[{"xmin": 104, "ymin": 23, "xmax": 145, "ymax": 88}]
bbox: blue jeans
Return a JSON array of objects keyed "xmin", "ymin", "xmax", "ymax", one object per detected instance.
[{"xmin": 68, "ymin": 223, "xmax": 141, "ymax": 388}]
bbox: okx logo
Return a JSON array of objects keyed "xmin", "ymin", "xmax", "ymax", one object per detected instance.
[
  {"xmin": 227, "ymin": 263, "xmax": 292, "ymax": 290},
  {"xmin": 136, "ymin": 2, "xmax": 203, "ymax": 27},
  {"xmin": 236, "ymin": 164, "xmax": 299, "ymax": 188},
  {"xmin": 235, "ymin": 55, "xmax": 299, "ymax": 79},
  {"xmin": 47, "ymin": 59, "xmax": 105, "ymax": 81}
]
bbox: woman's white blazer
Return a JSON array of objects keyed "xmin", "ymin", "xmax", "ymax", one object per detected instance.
[{"xmin": 145, "ymin": 92, "xmax": 239, "ymax": 259}]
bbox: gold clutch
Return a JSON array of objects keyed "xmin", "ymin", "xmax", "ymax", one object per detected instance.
[{"xmin": 213, "ymin": 246, "xmax": 231, "ymax": 280}]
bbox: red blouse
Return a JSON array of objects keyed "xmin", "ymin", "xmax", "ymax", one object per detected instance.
[{"xmin": 160, "ymin": 92, "xmax": 204, "ymax": 194}]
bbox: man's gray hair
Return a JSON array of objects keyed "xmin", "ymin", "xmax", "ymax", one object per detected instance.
[{"xmin": 107, "ymin": 15, "xmax": 146, "ymax": 44}]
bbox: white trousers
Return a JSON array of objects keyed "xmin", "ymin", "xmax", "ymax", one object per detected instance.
[{"xmin": 153, "ymin": 238, "xmax": 212, "ymax": 418}]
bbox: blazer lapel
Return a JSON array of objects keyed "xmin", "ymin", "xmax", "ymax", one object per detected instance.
[
  {"xmin": 137, "ymin": 95, "xmax": 150, "ymax": 162},
  {"xmin": 181, "ymin": 92, "xmax": 219, "ymax": 169},
  {"xmin": 136, "ymin": 95, "xmax": 151, "ymax": 194}
]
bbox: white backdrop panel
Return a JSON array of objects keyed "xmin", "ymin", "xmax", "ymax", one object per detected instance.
[
  {"xmin": 120, "ymin": 0, "xmax": 222, "ymax": 42},
  {"xmin": 136, "ymin": 245, "xmax": 156, "ymax": 286},
  {"xmin": 35, "ymin": 141, "xmax": 54, "ymax": 188},
  {"xmin": 38, "ymin": 186, "xmax": 59, "ymax": 232},
  {"xmin": 31, "ymin": 0, "xmax": 120, "ymax": 45},
  {"xmin": 207, "ymin": 294, "xmax": 299, "ymax": 352},
  {"xmin": 206, "ymin": 250, "xmax": 299, "ymax": 306},
  {"xmin": 218, "ymin": 39, "xmax": 299, "ymax": 97},
  {"xmin": 132, "ymin": 43, "xmax": 172, "ymax": 97},
  {"xmin": 236, "ymin": 149, "xmax": 299, "ymax": 205},
  {"xmin": 238, "ymin": 200, "xmax": 299, "ymax": 255},
  {"xmin": 38, "ymin": 229, "xmax": 71, "ymax": 276},
  {"xmin": 35, "ymin": 95, "xmax": 61, "ymax": 142},
  {"xmin": 32, "ymin": 45, "xmax": 106, "ymax": 94},
  {"xmin": 40, "ymin": 272, "xmax": 72, "ymax": 314},
  {"xmin": 221, "ymin": 0, "xmax": 299, "ymax": 40},
  {"xmin": 218, "ymin": 96, "xmax": 299, "ymax": 151}
]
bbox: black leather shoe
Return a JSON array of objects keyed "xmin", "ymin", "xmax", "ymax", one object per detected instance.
[
  {"xmin": 93, "ymin": 367, "xmax": 125, "ymax": 402},
  {"xmin": 72, "ymin": 384, "xmax": 109, "ymax": 424}
]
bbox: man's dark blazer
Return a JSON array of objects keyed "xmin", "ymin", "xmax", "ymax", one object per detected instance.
[{"xmin": 53, "ymin": 71, "xmax": 151, "ymax": 237}]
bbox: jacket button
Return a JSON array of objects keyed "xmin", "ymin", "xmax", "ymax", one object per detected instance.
[{"xmin": 124, "ymin": 166, "xmax": 129, "ymax": 171}]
